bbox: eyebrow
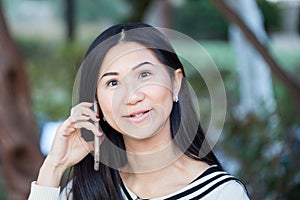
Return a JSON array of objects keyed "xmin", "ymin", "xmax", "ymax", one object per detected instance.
[
  {"xmin": 132, "ymin": 61, "xmax": 154, "ymax": 70},
  {"xmin": 100, "ymin": 61, "xmax": 154, "ymax": 80},
  {"xmin": 100, "ymin": 72, "xmax": 119, "ymax": 80}
]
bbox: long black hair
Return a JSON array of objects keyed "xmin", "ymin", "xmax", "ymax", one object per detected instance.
[{"xmin": 70, "ymin": 22, "xmax": 222, "ymax": 200}]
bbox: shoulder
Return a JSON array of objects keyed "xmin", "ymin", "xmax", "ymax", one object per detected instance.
[
  {"xmin": 185, "ymin": 165, "xmax": 250, "ymax": 200},
  {"xmin": 204, "ymin": 180, "xmax": 250, "ymax": 200}
]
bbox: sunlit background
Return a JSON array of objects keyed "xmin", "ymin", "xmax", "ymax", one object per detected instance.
[{"xmin": 0, "ymin": 0, "xmax": 300, "ymax": 199}]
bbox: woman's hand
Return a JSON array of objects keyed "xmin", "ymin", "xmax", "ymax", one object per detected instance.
[{"xmin": 36, "ymin": 102, "xmax": 103, "ymax": 187}]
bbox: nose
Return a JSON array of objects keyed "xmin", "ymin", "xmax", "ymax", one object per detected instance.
[{"xmin": 123, "ymin": 88, "xmax": 145, "ymax": 105}]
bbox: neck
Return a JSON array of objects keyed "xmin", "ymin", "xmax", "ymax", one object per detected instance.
[
  {"xmin": 120, "ymin": 120, "xmax": 183, "ymax": 173},
  {"xmin": 122, "ymin": 142, "xmax": 183, "ymax": 173}
]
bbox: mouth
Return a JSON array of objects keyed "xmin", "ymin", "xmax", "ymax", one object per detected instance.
[
  {"xmin": 124, "ymin": 109, "xmax": 152, "ymax": 122},
  {"xmin": 126, "ymin": 109, "xmax": 151, "ymax": 118}
]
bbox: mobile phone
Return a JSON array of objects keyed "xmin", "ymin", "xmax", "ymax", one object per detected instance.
[{"xmin": 93, "ymin": 101, "xmax": 100, "ymax": 171}]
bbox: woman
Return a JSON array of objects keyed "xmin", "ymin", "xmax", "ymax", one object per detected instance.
[{"xmin": 28, "ymin": 23, "xmax": 249, "ymax": 199}]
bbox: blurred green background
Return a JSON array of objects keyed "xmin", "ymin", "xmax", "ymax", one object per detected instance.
[{"xmin": 1, "ymin": 0, "xmax": 300, "ymax": 199}]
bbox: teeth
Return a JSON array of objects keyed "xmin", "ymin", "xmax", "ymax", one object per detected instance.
[{"xmin": 133, "ymin": 113, "xmax": 143, "ymax": 118}]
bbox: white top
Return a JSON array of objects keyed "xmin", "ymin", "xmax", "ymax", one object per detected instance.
[{"xmin": 28, "ymin": 166, "xmax": 250, "ymax": 200}]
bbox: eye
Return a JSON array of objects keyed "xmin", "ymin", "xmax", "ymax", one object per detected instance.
[
  {"xmin": 107, "ymin": 80, "xmax": 119, "ymax": 87},
  {"xmin": 138, "ymin": 71, "xmax": 151, "ymax": 79}
]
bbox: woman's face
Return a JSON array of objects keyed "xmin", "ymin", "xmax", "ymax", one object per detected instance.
[{"xmin": 97, "ymin": 42, "xmax": 182, "ymax": 140}]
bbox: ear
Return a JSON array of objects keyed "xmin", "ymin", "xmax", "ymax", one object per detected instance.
[{"xmin": 172, "ymin": 68, "xmax": 183, "ymax": 101}]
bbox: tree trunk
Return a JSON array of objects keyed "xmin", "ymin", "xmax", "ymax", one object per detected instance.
[
  {"xmin": 0, "ymin": 4, "xmax": 44, "ymax": 200},
  {"xmin": 211, "ymin": 0, "xmax": 300, "ymax": 114},
  {"xmin": 281, "ymin": 2, "xmax": 300, "ymax": 35},
  {"xmin": 65, "ymin": 0, "xmax": 75, "ymax": 41},
  {"xmin": 145, "ymin": 0, "xmax": 172, "ymax": 28},
  {"xmin": 124, "ymin": 0, "xmax": 153, "ymax": 22},
  {"xmin": 228, "ymin": 0, "xmax": 276, "ymax": 118}
]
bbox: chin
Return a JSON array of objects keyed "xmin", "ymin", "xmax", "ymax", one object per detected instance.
[{"xmin": 124, "ymin": 132, "xmax": 155, "ymax": 140}]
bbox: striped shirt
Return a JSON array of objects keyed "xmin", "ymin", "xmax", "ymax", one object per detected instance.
[
  {"xmin": 120, "ymin": 165, "xmax": 249, "ymax": 200},
  {"xmin": 28, "ymin": 165, "xmax": 249, "ymax": 200}
]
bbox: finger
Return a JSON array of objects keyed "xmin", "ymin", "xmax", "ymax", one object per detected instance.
[
  {"xmin": 71, "ymin": 105, "xmax": 99, "ymax": 122},
  {"xmin": 64, "ymin": 127, "xmax": 77, "ymax": 136},
  {"xmin": 71, "ymin": 102, "xmax": 93, "ymax": 115},
  {"xmin": 69, "ymin": 115, "xmax": 91, "ymax": 123},
  {"xmin": 58, "ymin": 117, "xmax": 85, "ymax": 137},
  {"xmin": 75, "ymin": 121, "xmax": 103, "ymax": 136},
  {"xmin": 72, "ymin": 102, "xmax": 93, "ymax": 110},
  {"xmin": 78, "ymin": 102, "xmax": 93, "ymax": 107},
  {"xmin": 55, "ymin": 119, "xmax": 74, "ymax": 136},
  {"xmin": 76, "ymin": 134, "xmax": 93, "ymax": 153}
]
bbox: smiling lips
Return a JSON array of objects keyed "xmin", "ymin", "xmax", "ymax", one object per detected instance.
[{"xmin": 124, "ymin": 109, "xmax": 151, "ymax": 123}]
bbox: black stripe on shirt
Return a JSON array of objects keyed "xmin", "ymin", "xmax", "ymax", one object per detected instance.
[
  {"xmin": 164, "ymin": 172, "xmax": 232, "ymax": 200},
  {"xmin": 120, "ymin": 166, "xmax": 241, "ymax": 200},
  {"xmin": 190, "ymin": 177, "xmax": 238, "ymax": 200},
  {"xmin": 120, "ymin": 180, "xmax": 134, "ymax": 200},
  {"xmin": 190, "ymin": 165, "xmax": 220, "ymax": 184}
]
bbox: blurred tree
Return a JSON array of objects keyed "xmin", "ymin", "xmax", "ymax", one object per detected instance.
[
  {"xmin": 123, "ymin": 0, "xmax": 153, "ymax": 22},
  {"xmin": 279, "ymin": 1, "xmax": 300, "ymax": 35},
  {"xmin": 144, "ymin": 0, "xmax": 173, "ymax": 28},
  {"xmin": 0, "ymin": 3, "xmax": 44, "ymax": 200},
  {"xmin": 257, "ymin": 0, "xmax": 281, "ymax": 33},
  {"xmin": 228, "ymin": 0, "xmax": 276, "ymax": 119},
  {"xmin": 211, "ymin": 0, "xmax": 300, "ymax": 199},
  {"xmin": 211, "ymin": 0, "xmax": 300, "ymax": 113},
  {"xmin": 74, "ymin": 0, "xmax": 129, "ymax": 24},
  {"xmin": 65, "ymin": 0, "xmax": 76, "ymax": 41},
  {"xmin": 172, "ymin": 0, "xmax": 228, "ymax": 40}
]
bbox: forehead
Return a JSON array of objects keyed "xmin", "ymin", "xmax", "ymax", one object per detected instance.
[{"xmin": 100, "ymin": 42, "xmax": 161, "ymax": 73}]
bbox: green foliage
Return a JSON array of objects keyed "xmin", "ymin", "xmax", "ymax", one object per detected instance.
[
  {"xmin": 0, "ymin": 165, "xmax": 4, "ymax": 199},
  {"xmin": 219, "ymin": 70, "xmax": 300, "ymax": 199},
  {"xmin": 172, "ymin": 0, "xmax": 228, "ymax": 40},
  {"xmin": 75, "ymin": 0, "xmax": 129, "ymax": 23},
  {"xmin": 172, "ymin": 0, "xmax": 282, "ymax": 40},
  {"xmin": 257, "ymin": 0, "xmax": 282, "ymax": 32},
  {"xmin": 17, "ymin": 38, "xmax": 85, "ymax": 122}
]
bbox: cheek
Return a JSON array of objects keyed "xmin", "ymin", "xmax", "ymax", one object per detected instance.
[
  {"xmin": 97, "ymin": 91, "xmax": 113, "ymax": 118},
  {"xmin": 146, "ymin": 84, "xmax": 173, "ymax": 109},
  {"xmin": 146, "ymin": 77, "xmax": 173, "ymax": 98},
  {"xmin": 97, "ymin": 89, "xmax": 123, "ymax": 131}
]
